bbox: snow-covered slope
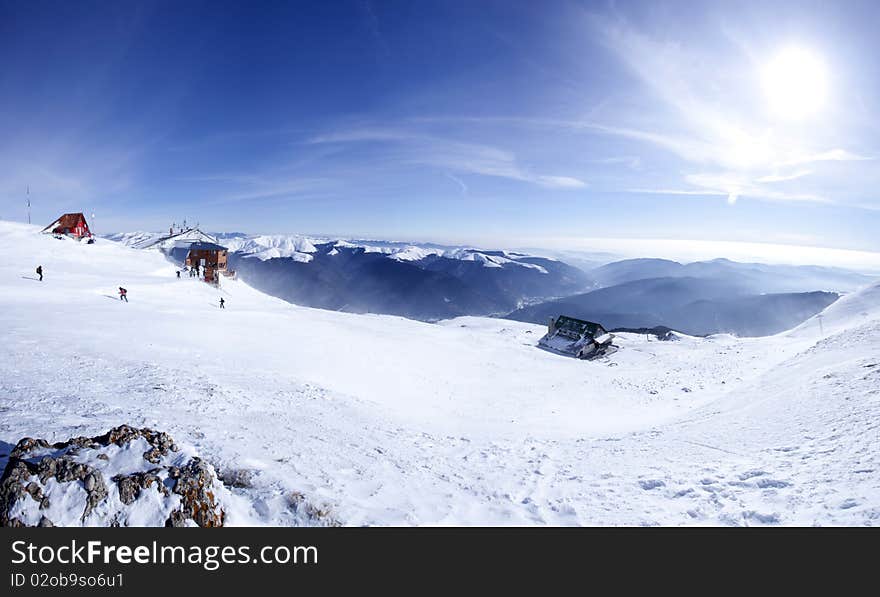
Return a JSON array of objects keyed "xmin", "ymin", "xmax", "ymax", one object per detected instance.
[
  {"xmin": 788, "ymin": 281, "xmax": 880, "ymax": 339},
  {"xmin": 2, "ymin": 222, "xmax": 878, "ymax": 525}
]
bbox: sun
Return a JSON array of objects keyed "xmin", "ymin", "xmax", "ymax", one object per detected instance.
[{"xmin": 761, "ymin": 46, "xmax": 828, "ymax": 120}]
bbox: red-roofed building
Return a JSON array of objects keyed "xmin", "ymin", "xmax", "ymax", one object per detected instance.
[{"xmin": 42, "ymin": 213, "xmax": 92, "ymax": 240}]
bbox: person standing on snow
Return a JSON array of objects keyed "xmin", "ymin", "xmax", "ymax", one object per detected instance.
[
  {"xmin": 36, "ymin": 265, "xmax": 42, "ymax": 281},
  {"xmin": 118, "ymin": 287, "xmax": 128, "ymax": 302},
  {"xmin": 219, "ymin": 297, "xmax": 225, "ymax": 309},
  {"xmin": 176, "ymin": 270, "xmax": 181, "ymax": 279}
]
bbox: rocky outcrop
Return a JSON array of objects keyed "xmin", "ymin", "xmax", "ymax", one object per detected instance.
[
  {"xmin": 0, "ymin": 426, "xmax": 225, "ymax": 527},
  {"xmin": 165, "ymin": 458, "xmax": 224, "ymax": 527}
]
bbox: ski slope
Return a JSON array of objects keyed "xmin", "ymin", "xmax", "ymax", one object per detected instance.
[{"xmin": 1, "ymin": 221, "xmax": 877, "ymax": 525}]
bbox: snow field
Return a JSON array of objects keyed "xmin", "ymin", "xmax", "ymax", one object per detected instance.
[{"xmin": 1, "ymin": 221, "xmax": 877, "ymax": 525}]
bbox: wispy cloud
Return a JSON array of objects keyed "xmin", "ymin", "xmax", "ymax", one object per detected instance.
[
  {"xmin": 310, "ymin": 126, "xmax": 587, "ymax": 190},
  {"xmin": 629, "ymin": 172, "xmax": 829, "ymax": 205},
  {"xmin": 594, "ymin": 155, "xmax": 642, "ymax": 170},
  {"xmin": 0, "ymin": 147, "xmax": 136, "ymax": 214},
  {"xmin": 756, "ymin": 170, "xmax": 812, "ymax": 183},
  {"xmin": 444, "ymin": 172, "xmax": 469, "ymax": 195},
  {"xmin": 628, "ymin": 188, "xmax": 728, "ymax": 197},
  {"xmin": 776, "ymin": 149, "xmax": 873, "ymax": 168},
  {"xmin": 683, "ymin": 172, "xmax": 829, "ymax": 205},
  {"xmin": 586, "ymin": 124, "xmax": 873, "ymax": 173},
  {"xmin": 0, "ymin": 118, "xmax": 172, "ymax": 221},
  {"xmin": 185, "ymin": 173, "xmax": 336, "ymax": 204},
  {"xmin": 574, "ymin": 15, "xmax": 876, "ymax": 207},
  {"xmin": 401, "ymin": 113, "xmax": 867, "ymax": 203},
  {"xmin": 535, "ymin": 175, "xmax": 587, "ymax": 188},
  {"xmin": 308, "ymin": 127, "xmax": 417, "ymax": 144}
]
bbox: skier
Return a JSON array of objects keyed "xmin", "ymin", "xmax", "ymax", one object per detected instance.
[
  {"xmin": 118, "ymin": 287, "xmax": 128, "ymax": 302},
  {"xmin": 36, "ymin": 265, "xmax": 42, "ymax": 281},
  {"xmin": 176, "ymin": 270, "xmax": 181, "ymax": 279},
  {"xmin": 219, "ymin": 297, "xmax": 225, "ymax": 309}
]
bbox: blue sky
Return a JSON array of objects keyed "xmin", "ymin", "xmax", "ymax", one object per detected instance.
[{"xmin": 2, "ymin": 0, "xmax": 880, "ymax": 255}]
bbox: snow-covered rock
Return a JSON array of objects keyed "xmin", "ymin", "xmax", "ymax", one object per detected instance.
[{"xmin": 0, "ymin": 425, "xmax": 225, "ymax": 527}]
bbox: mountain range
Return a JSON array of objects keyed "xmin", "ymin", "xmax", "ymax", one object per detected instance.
[
  {"xmin": 106, "ymin": 232, "xmax": 875, "ymax": 334},
  {"xmin": 506, "ymin": 257, "xmax": 875, "ymax": 336},
  {"xmin": 225, "ymin": 237, "xmax": 591, "ymax": 320}
]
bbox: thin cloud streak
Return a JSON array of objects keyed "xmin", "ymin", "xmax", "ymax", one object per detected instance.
[
  {"xmin": 310, "ymin": 126, "xmax": 587, "ymax": 190},
  {"xmin": 444, "ymin": 173, "xmax": 469, "ymax": 195},
  {"xmin": 757, "ymin": 170, "xmax": 812, "ymax": 183}
]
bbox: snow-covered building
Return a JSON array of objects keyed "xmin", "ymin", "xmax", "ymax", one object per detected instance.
[
  {"xmin": 538, "ymin": 315, "xmax": 614, "ymax": 359},
  {"xmin": 41, "ymin": 213, "xmax": 92, "ymax": 240},
  {"xmin": 186, "ymin": 242, "xmax": 228, "ymax": 284}
]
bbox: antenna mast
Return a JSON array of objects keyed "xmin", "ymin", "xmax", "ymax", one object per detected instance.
[{"xmin": 27, "ymin": 186, "xmax": 31, "ymax": 224}]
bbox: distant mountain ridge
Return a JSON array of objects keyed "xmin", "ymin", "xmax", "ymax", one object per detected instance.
[
  {"xmin": 105, "ymin": 231, "xmax": 592, "ymax": 320},
  {"xmin": 106, "ymin": 232, "xmax": 872, "ymax": 332},
  {"xmin": 590, "ymin": 257, "xmax": 875, "ymax": 293},
  {"xmin": 227, "ymin": 240, "xmax": 591, "ymax": 321},
  {"xmin": 506, "ymin": 272, "xmax": 844, "ymax": 336},
  {"xmin": 222, "ymin": 234, "xmax": 558, "ymax": 273}
]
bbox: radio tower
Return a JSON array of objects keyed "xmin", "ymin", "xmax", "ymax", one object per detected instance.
[{"xmin": 27, "ymin": 186, "xmax": 31, "ymax": 224}]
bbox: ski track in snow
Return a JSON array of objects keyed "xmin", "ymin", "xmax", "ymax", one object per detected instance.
[{"xmin": 1, "ymin": 222, "xmax": 878, "ymax": 526}]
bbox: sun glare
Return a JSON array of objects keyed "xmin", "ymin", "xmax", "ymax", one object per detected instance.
[{"xmin": 761, "ymin": 46, "xmax": 828, "ymax": 120}]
